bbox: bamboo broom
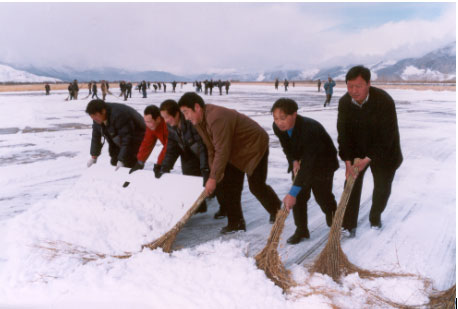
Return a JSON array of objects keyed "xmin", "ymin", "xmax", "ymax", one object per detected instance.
[{"xmin": 254, "ymin": 169, "xmax": 302, "ymax": 292}]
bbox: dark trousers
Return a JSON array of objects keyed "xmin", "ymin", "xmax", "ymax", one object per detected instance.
[
  {"xmin": 342, "ymin": 164, "xmax": 397, "ymax": 230},
  {"xmin": 293, "ymin": 170, "xmax": 337, "ymax": 233},
  {"xmin": 218, "ymin": 150, "xmax": 281, "ymax": 224},
  {"xmin": 324, "ymin": 94, "xmax": 332, "ymax": 106}
]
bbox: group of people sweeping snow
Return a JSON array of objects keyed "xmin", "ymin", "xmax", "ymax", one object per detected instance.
[{"xmin": 85, "ymin": 65, "xmax": 402, "ymax": 244}]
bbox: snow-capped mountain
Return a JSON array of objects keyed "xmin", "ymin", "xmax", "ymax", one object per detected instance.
[
  {"xmin": 0, "ymin": 42, "xmax": 455, "ymax": 83},
  {"xmin": 0, "ymin": 64, "xmax": 61, "ymax": 83}
]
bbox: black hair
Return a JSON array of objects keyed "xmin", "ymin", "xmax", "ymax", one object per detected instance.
[
  {"xmin": 177, "ymin": 92, "xmax": 205, "ymax": 110},
  {"xmin": 345, "ymin": 65, "xmax": 371, "ymax": 84},
  {"xmin": 144, "ymin": 105, "xmax": 161, "ymax": 119},
  {"xmin": 159, "ymin": 99, "xmax": 180, "ymax": 117},
  {"xmin": 270, "ymin": 98, "xmax": 298, "ymax": 115},
  {"xmin": 85, "ymin": 99, "xmax": 107, "ymax": 114}
]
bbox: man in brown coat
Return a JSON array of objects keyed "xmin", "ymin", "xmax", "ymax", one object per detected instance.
[{"xmin": 178, "ymin": 92, "xmax": 281, "ymax": 234}]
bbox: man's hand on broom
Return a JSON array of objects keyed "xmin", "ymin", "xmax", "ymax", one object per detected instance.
[
  {"xmin": 345, "ymin": 157, "xmax": 370, "ymax": 179},
  {"xmin": 205, "ymin": 177, "xmax": 216, "ymax": 196},
  {"xmin": 283, "ymin": 194, "xmax": 296, "ymax": 211}
]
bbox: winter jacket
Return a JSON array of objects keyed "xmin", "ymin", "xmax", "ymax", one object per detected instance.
[
  {"xmin": 90, "ymin": 103, "xmax": 145, "ymax": 164},
  {"xmin": 324, "ymin": 80, "xmax": 336, "ymax": 95},
  {"xmin": 194, "ymin": 104, "xmax": 268, "ymax": 182},
  {"xmin": 337, "ymin": 86, "xmax": 403, "ymax": 169},
  {"xmin": 161, "ymin": 113, "xmax": 208, "ymax": 176},
  {"xmin": 136, "ymin": 119, "xmax": 168, "ymax": 165},
  {"xmin": 273, "ymin": 115, "xmax": 339, "ymax": 188}
]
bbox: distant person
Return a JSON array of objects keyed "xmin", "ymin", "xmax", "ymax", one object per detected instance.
[
  {"xmin": 91, "ymin": 82, "xmax": 98, "ymax": 99},
  {"xmin": 88, "ymin": 82, "xmax": 92, "ymax": 95},
  {"xmin": 153, "ymin": 83, "xmax": 158, "ymax": 92},
  {"xmin": 72, "ymin": 79, "xmax": 79, "ymax": 99},
  {"xmin": 67, "ymin": 83, "xmax": 74, "ymax": 100},
  {"xmin": 337, "ymin": 65, "xmax": 403, "ymax": 237},
  {"xmin": 217, "ymin": 80, "xmax": 223, "ymax": 95},
  {"xmin": 119, "ymin": 81, "xmax": 127, "ymax": 99},
  {"xmin": 126, "ymin": 82, "xmax": 132, "ymax": 99},
  {"xmin": 284, "ymin": 79, "xmax": 289, "ymax": 92},
  {"xmin": 172, "ymin": 81, "xmax": 177, "ymax": 93},
  {"xmin": 141, "ymin": 80, "xmax": 147, "ymax": 98},
  {"xmin": 225, "ymin": 81, "xmax": 231, "ymax": 95},
  {"xmin": 208, "ymin": 80, "xmax": 214, "ymax": 95},
  {"xmin": 272, "ymin": 98, "xmax": 338, "ymax": 244},
  {"xmin": 163, "ymin": 82, "xmax": 167, "ymax": 93},
  {"xmin": 45, "ymin": 83, "xmax": 50, "ymax": 95},
  {"xmin": 85, "ymin": 100, "xmax": 145, "ymax": 170},
  {"xmin": 274, "ymin": 78, "xmax": 279, "ymax": 90},
  {"xmin": 178, "ymin": 92, "xmax": 281, "ymax": 233},
  {"xmin": 317, "ymin": 79, "xmax": 321, "ymax": 92},
  {"xmin": 323, "ymin": 77, "xmax": 336, "ymax": 107},
  {"xmin": 129, "ymin": 105, "xmax": 168, "ymax": 178},
  {"xmin": 101, "ymin": 80, "xmax": 108, "ymax": 101},
  {"xmin": 147, "ymin": 81, "xmax": 151, "ymax": 89},
  {"xmin": 204, "ymin": 80, "xmax": 208, "ymax": 95}
]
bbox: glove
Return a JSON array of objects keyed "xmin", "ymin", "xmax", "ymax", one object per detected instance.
[
  {"xmin": 87, "ymin": 157, "xmax": 97, "ymax": 168},
  {"xmin": 115, "ymin": 161, "xmax": 124, "ymax": 171},
  {"xmin": 201, "ymin": 168, "xmax": 210, "ymax": 187},
  {"xmin": 110, "ymin": 156, "xmax": 118, "ymax": 166},
  {"xmin": 129, "ymin": 161, "xmax": 144, "ymax": 174},
  {"xmin": 153, "ymin": 164, "xmax": 163, "ymax": 179}
]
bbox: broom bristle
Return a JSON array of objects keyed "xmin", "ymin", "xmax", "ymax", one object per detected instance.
[
  {"xmin": 428, "ymin": 284, "xmax": 456, "ymax": 309},
  {"xmin": 255, "ymin": 207, "xmax": 296, "ymax": 292}
]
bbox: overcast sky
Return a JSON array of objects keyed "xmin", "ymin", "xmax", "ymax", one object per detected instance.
[{"xmin": 0, "ymin": 2, "xmax": 455, "ymax": 75}]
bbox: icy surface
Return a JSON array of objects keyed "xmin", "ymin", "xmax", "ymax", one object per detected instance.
[{"xmin": 0, "ymin": 83, "xmax": 455, "ymax": 308}]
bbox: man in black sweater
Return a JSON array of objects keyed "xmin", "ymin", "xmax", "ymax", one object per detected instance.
[
  {"xmin": 86, "ymin": 100, "xmax": 146, "ymax": 170},
  {"xmin": 272, "ymin": 98, "xmax": 339, "ymax": 244},
  {"xmin": 337, "ymin": 65, "xmax": 403, "ymax": 237}
]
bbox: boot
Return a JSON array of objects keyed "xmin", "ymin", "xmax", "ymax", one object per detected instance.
[
  {"xmin": 220, "ymin": 218, "xmax": 246, "ymax": 234},
  {"xmin": 213, "ymin": 208, "xmax": 227, "ymax": 219},
  {"xmin": 286, "ymin": 228, "xmax": 310, "ymax": 245}
]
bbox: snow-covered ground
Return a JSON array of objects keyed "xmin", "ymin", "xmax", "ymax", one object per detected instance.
[{"xmin": 0, "ymin": 83, "xmax": 455, "ymax": 308}]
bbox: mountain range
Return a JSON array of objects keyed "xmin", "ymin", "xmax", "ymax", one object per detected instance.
[{"xmin": 0, "ymin": 42, "xmax": 455, "ymax": 83}]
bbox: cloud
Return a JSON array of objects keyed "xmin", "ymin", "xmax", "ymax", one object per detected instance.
[{"xmin": 0, "ymin": 3, "xmax": 454, "ymax": 75}]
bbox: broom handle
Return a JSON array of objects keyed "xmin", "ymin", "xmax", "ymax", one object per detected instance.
[
  {"xmin": 264, "ymin": 165, "xmax": 301, "ymax": 245},
  {"xmin": 329, "ymin": 158, "xmax": 361, "ymax": 235}
]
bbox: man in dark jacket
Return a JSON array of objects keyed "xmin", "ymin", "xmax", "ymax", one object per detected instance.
[
  {"xmin": 272, "ymin": 98, "xmax": 339, "ymax": 244},
  {"xmin": 86, "ymin": 100, "xmax": 146, "ymax": 170},
  {"xmin": 157, "ymin": 100, "xmax": 213, "ymax": 214},
  {"xmin": 337, "ymin": 65, "xmax": 403, "ymax": 237},
  {"xmin": 91, "ymin": 82, "xmax": 98, "ymax": 99},
  {"xmin": 178, "ymin": 92, "xmax": 281, "ymax": 234}
]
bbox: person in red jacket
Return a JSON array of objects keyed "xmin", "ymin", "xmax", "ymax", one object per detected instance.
[{"xmin": 130, "ymin": 105, "xmax": 168, "ymax": 177}]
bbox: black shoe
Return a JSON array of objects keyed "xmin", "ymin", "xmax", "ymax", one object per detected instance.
[
  {"xmin": 326, "ymin": 210, "xmax": 335, "ymax": 227},
  {"xmin": 370, "ymin": 220, "xmax": 382, "ymax": 230},
  {"xmin": 196, "ymin": 202, "xmax": 207, "ymax": 213},
  {"xmin": 341, "ymin": 227, "xmax": 356, "ymax": 238},
  {"xmin": 214, "ymin": 209, "xmax": 227, "ymax": 219},
  {"xmin": 286, "ymin": 229, "xmax": 310, "ymax": 245},
  {"xmin": 220, "ymin": 219, "xmax": 246, "ymax": 234}
]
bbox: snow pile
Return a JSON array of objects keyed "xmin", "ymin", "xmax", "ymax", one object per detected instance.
[{"xmin": 0, "ymin": 63, "xmax": 61, "ymax": 83}]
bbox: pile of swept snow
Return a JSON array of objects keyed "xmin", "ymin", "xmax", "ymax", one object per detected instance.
[{"xmin": 0, "ymin": 164, "xmax": 434, "ymax": 308}]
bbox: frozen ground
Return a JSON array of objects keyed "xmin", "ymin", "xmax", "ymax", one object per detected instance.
[{"xmin": 0, "ymin": 83, "xmax": 455, "ymax": 308}]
